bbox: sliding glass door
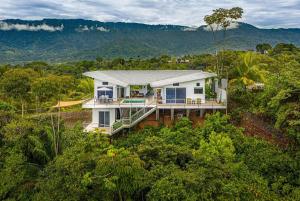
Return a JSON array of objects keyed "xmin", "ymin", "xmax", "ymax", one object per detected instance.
[
  {"xmin": 166, "ymin": 88, "xmax": 176, "ymax": 103},
  {"xmin": 166, "ymin": 88, "xmax": 186, "ymax": 103},
  {"xmin": 99, "ymin": 111, "xmax": 110, "ymax": 127},
  {"xmin": 176, "ymin": 88, "xmax": 186, "ymax": 103}
]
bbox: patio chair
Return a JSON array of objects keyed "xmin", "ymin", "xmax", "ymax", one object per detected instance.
[
  {"xmin": 196, "ymin": 98, "xmax": 201, "ymax": 104},
  {"xmin": 186, "ymin": 98, "xmax": 192, "ymax": 104}
]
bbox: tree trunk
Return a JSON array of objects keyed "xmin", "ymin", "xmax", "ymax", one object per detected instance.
[
  {"xmin": 118, "ymin": 190, "xmax": 123, "ymax": 201},
  {"xmin": 21, "ymin": 102, "xmax": 24, "ymax": 118},
  {"xmin": 51, "ymin": 114, "xmax": 58, "ymax": 156},
  {"xmin": 35, "ymin": 96, "xmax": 38, "ymax": 114},
  {"xmin": 57, "ymin": 99, "xmax": 61, "ymax": 154}
]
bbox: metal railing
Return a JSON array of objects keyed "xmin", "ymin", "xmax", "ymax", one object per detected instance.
[
  {"xmin": 112, "ymin": 120, "xmax": 123, "ymax": 131},
  {"xmin": 111, "ymin": 99, "xmax": 157, "ymax": 133},
  {"xmin": 86, "ymin": 96, "xmax": 226, "ymax": 108}
]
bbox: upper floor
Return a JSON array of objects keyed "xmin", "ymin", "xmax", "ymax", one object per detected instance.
[{"xmin": 82, "ymin": 70, "xmax": 227, "ymax": 109}]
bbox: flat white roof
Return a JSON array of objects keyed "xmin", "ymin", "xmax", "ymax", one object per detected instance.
[{"xmin": 83, "ymin": 70, "xmax": 216, "ymax": 87}]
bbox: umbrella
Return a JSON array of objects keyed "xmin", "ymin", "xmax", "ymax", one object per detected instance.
[{"xmin": 98, "ymin": 87, "xmax": 112, "ymax": 91}]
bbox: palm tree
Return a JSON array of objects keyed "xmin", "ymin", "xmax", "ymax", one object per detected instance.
[{"xmin": 230, "ymin": 52, "xmax": 265, "ymax": 88}]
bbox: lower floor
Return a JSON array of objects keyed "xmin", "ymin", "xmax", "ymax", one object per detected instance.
[{"xmin": 85, "ymin": 107, "xmax": 225, "ymax": 134}]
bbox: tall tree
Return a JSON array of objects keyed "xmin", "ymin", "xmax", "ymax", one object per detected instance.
[
  {"xmin": 0, "ymin": 69, "xmax": 38, "ymax": 117},
  {"xmin": 204, "ymin": 7, "xmax": 243, "ymax": 76}
]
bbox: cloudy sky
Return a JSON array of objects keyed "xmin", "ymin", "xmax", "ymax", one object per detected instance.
[{"xmin": 0, "ymin": 0, "xmax": 299, "ymax": 28}]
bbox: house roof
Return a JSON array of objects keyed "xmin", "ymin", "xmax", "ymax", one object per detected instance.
[{"xmin": 83, "ymin": 70, "xmax": 216, "ymax": 87}]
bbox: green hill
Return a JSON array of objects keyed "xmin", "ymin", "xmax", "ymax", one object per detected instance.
[{"xmin": 0, "ymin": 19, "xmax": 300, "ymax": 63}]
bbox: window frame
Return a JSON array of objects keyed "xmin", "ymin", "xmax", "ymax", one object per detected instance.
[{"xmin": 194, "ymin": 87, "xmax": 203, "ymax": 94}]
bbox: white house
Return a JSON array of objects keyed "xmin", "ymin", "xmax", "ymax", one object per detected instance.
[{"xmin": 82, "ymin": 70, "xmax": 227, "ymax": 134}]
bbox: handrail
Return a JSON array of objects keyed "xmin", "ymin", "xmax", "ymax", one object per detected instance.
[{"xmin": 111, "ymin": 99, "xmax": 157, "ymax": 133}]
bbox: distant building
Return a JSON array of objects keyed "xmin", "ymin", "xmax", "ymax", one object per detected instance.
[{"xmin": 176, "ymin": 58, "xmax": 190, "ymax": 63}]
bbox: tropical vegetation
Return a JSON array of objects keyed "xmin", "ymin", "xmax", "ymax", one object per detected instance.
[{"xmin": 0, "ymin": 42, "xmax": 299, "ymax": 200}]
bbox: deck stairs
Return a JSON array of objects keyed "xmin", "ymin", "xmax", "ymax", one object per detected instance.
[{"xmin": 111, "ymin": 106, "xmax": 157, "ymax": 134}]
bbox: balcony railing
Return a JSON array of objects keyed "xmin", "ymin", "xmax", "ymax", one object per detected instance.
[{"xmin": 86, "ymin": 97, "xmax": 226, "ymax": 107}]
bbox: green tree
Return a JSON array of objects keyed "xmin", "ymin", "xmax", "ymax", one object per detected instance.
[
  {"xmin": 230, "ymin": 52, "xmax": 265, "ymax": 88},
  {"xmin": 204, "ymin": 7, "xmax": 243, "ymax": 76},
  {"xmin": 77, "ymin": 78, "xmax": 94, "ymax": 97},
  {"xmin": 256, "ymin": 43, "xmax": 272, "ymax": 54},
  {"xmin": 0, "ymin": 68, "xmax": 38, "ymax": 117}
]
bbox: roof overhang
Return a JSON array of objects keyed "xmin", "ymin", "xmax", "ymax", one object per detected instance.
[
  {"xmin": 83, "ymin": 71, "xmax": 128, "ymax": 87},
  {"xmin": 150, "ymin": 72, "xmax": 217, "ymax": 87}
]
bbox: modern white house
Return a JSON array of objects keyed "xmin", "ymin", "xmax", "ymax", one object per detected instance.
[{"xmin": 82, "ymin": 70, "xmax": 227, "ymax": 134}]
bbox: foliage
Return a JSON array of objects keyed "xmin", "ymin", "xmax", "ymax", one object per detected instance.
[
  {"xmin": 0, "ymin": 68, "xmax": 38, "ymax": 102},
  {"xmin": 256, "ymin": 43, "xmax": 272, "ymax": 54},
  {"xmin": 0, "ymin": 42, "xmax": 300, "ymax": 200},
  {"xmin": 229, "ymin": 52, "xmax": 265, "ymax": 87}
]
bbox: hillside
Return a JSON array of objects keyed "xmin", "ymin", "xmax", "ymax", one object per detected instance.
[{"xmin": 0, "ymin": 19, "xmax": 300, "ymax": 63}]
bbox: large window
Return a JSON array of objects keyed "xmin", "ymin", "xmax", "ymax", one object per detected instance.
[
  {"xmin": 166, "ymin": 88, "xmax": 176, "ymax": 103},
  {"xmin": 97, "ymin": 87, "xmax": 113, "ymax": 98},
  {"xmin": 194, "ymin": 87, "xmax": 203, "ymax": 94},
  {"xmin": 166, "ymin": 88, "xmax": 186, "ymax": 103},
  {"xmin": 99, "ymin": 111, "xmax": 110, "ymax": 127}
]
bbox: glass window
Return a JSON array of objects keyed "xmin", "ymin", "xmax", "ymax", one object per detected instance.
[
  {"xmin": 97, "ymin": 87, "xmax": 113, "ymax": 98},
  {"xmin": 194, "ymin": 87, "xmax": 203, "ymax": 94},
  {"xmin": 99, "ymin": 111, "xmax": 110, "ymax": 127},
  {"xmin": 102, "ymin": 82, "xmax": 108, "ymax": 85},
  {"xmin": 173, "ymin": 83, "xmax": 179, "ymax": 86},
  {"xmin": 196, "ymin": 83, "xmax": 200, "ymax": 86},
  {"xmin": 166, "ymin": 88, "xmax": 175, "ymax": 103},
  {"xmin": 175, "ymin": 88, "xmax": 186, "ymax": 103},
  {"xmin": 166, "ymin": 88, "xmax": 186, "ymax": 103}
]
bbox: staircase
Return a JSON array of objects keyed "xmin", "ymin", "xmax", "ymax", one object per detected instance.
[{"xmin": 111, "ymin": 106, "xmax": 157, "ymax": 134}]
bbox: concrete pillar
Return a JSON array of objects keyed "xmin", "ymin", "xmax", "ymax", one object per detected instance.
[
  {"xmin": 125, "ymin": 86, "xmax": 130, "ymax": 97},
  {"xmin": 171, "ymin": 109, "xmax": 174, "ymax": 121},
  {"xmin": 186, "ymin": 109, "xmax": 190, "ymax": 117},
  {"xmin": 200, "ymin": 109, "xmax": 205, "ymax": 118},
  {"xmin": 156, "ymin": 109, "xmax": 159, "ymax": 121}
]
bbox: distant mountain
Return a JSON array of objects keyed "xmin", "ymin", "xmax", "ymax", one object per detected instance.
[{"xmin": 0, "ymin": 19, "xmax": 299, "ymax": 63}]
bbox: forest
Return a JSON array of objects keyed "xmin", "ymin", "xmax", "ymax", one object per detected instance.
[{"xmin": 0, "ymin": 43, "xmax": 299, "ymax": 200}]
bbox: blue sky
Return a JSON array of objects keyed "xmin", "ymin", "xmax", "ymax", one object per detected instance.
[{"xmin": 0, "ymin": 0, "xmax": 299, "ymax": 28}]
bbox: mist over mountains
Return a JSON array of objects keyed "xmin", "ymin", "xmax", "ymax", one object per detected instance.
[{"xmin": 0, "ymin": 19, "xmax": 299, "ymax": 63}]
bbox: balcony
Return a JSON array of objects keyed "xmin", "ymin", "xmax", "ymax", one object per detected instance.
[{"xmin": 83, "ymin": 96, "xmax": 226, "ymax": 109}]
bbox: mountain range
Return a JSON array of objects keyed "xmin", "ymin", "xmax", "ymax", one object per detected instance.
[{"xmin": 0, "ymin": 19, "xmax": 300, "ymax": 63}]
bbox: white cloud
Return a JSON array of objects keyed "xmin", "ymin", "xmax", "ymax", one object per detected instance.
[
  {"xmin": 76, "ymin": 25, "xmax": 109, "ymax": 32},
  {"xmin": 182, "ymin": 26, "xmax": 198, "ymax": 32},
  {"xmin": 0, "ymin": 21, "xmax": 63, "ymax": 31},
  {"xmin": 203, "ymin": 22, "xmax": 239, "ymax": 31},
  {"xmin": 96, "ymin": 26, "xmax": 109, "ymax": 32},
  {"xmin": 0, "ymin": 0, "xmax": 299, "ymax": 28}
]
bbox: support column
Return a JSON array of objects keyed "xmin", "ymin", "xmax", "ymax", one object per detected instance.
[
  {"xmin": 171, "ymin": 109, "xmax": 174, "ymax": 121},
  {"xmin": 200, "ymin": 109, "xmax": 205, "ymax": 118},
  {"xmin": 156, "ymin": 108, "xmax": 159, "ymax": 121},
  {"xmin": 186, "ymin": 109, "xmax": 190, "ymax": 117},
  {"xmin": 129, "ymin": 107, "xmax": 132, "ymax": 123}
]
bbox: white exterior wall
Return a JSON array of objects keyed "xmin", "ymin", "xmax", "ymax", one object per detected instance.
[
  {"xmin": 92, "ymin": 108, "xmax": 116, "ymax": 127},
  {"xmin": 125, "ymin": 86, "xmax": 130, "ymax": 97},
  {"xmin": 94, "ymin": 79, "xmax": 118, "ymax": 100},
  {"xmin": 162, "ymin": 79, "xmax": 206, "ymax": 103}
]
